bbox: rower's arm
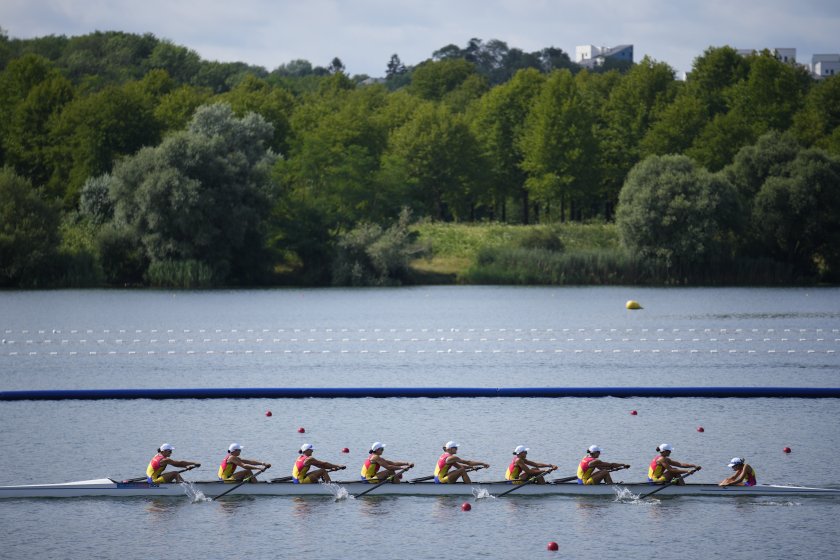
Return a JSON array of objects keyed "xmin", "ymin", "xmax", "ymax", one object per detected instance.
[
  {"xmin": 240, "ymin": 457, "xmax": 270, "ymax": 468},
  {"xmin": 310, "ymin": 458, "xmax": 344, "ymax": 469},
  {"xmin": 168, "ymin": 459, "xmax": 200, "ymax": 468}
]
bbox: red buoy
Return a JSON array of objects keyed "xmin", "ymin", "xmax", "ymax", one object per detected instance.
[
  {"xmin": 547, "ymin": 542, "xmax": 559, "ymax": 551},
  {"xmin": 783, "ymin": 446, "xmax": 792, "ymax": 453},
  {"xmin": 342, "ymin": 447, "xmax": 350, "ymax": 453},
  {"xmin": 265, "ymin": 410, "xmax": 272, "ymax": 417},
  {"xmin": 461, "ymin": 502, "xmax": 471, "ymax": 511},
  {"xmin": 697, "ymin": 426, "xmax": 704, "ymax": 432},
  {"xmin": 630, "ymin": 410, "xmax": 638, "ymax": 415},
  {"xmin": 297, "ymin": 427, "xmax": 305, "ymax": 433}
]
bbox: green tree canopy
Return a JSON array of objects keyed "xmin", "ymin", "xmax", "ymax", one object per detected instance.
[
  {"xmin": 0, "ymin": 166, "xmax": 60, "ymax": 286},
  {"xmin": 108, "ymin": 103, "xmax": 278, "ymax": 284},
  {"xmin": 616, "ymin": 154, "xmax": 741, "ymax": 267}
]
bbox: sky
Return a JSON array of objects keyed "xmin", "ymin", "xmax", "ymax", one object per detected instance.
[{"xmin": 2, "ymin": 0, "xmax": 839, "ymax": 78}]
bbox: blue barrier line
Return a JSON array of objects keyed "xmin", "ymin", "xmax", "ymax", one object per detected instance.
[{"xmin": 2, "ymin": 387, "xmax": 840, "ymax": 400}]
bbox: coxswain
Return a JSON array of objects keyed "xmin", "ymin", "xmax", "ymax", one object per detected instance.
[
  {"xmin": 218, "ymin": 443, "xmax": 271, "ymax": 482},
  {"xmin": 434, "ymin": 441, "xmax": 490, "ymax": 484},
  {"xmin": 360, "ymin": 442, "xmax": 414, "ymax": 483},
  {"xmin": 719, "ymin": 457, "xmax": 757, "ymax": 487},
  {"xmin": 648, "ymin": 443, "xmax": 701, "ymax": 485},
  {"xmin": 505, "ymin": 445, "xmax": 557, "ymax": 484},
  {"xmin": 576, "ymin": 445, "xmax": 629, "ymax": 484},
  {"xmin": 292, "ymin": 443, "xmax": 345, "ymax": 483},
  {"xmin": 146, "ymin": 443, "xmax": 201, "ymax": 484}
]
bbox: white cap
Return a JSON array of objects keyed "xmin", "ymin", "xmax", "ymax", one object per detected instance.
[
  {"xmin": 727, "ymin": 457, "xmax": 744, "ymax": 467},
  {"xmin": 160, "ymin": 443, "xmax": 174, "ymax": 451},
  {"xmin": 300, "ymin": 443, "xmax": 314, "ymax": 452},
  {"xmin": 588, "ymin": 445, "xmax": 603, "ymax": 454},
  {"xmin": 229, "ymin": 443, "xmax": 242, "ymax": 452},
  {"xmin": 370, "ymin": 441, "xmax": 385, "ymax": 452},
  {"xmin": 444, "ymin": 441, "xmax": 459, "ymax": 449},
  {"xmin": 659, "ymin": 443, "xmax": 673, "ymax": 452},
  {"xmin": 513, "ymin": 445, "xmax": 529, "ymax": 454}
]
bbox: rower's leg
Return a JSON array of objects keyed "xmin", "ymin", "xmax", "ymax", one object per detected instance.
[
  {"xmin": 448, "ymin": 468, "xmax": 468, "ymax": 483},
  {"xmin": 162, "ymin": 472, "xmax": 184, "ymax": 483},
  {"xmin": 592, "ymin": 471, "xmax": 614, "ymax": 484}
]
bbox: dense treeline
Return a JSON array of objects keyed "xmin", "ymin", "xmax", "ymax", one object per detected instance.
[{"xmin": 1, "ymin": 29, "xmax": 839, "ymax": 287}]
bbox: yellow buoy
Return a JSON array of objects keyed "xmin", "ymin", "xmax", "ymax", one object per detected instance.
[{"xmin": 626, "ymin": 300, "xmax": 642, "ymax": 310}]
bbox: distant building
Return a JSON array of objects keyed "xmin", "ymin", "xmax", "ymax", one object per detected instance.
[
  {"xmin": 812, "ymin": 54, "xmax": 840, "ymax": 79},
  {"xmin": 575, "ymin": 44, "xmax": 633, "ymax": 68},
  {"xmin": 735, "ymin": 47, "xmax": 797, "ymax": 64}
]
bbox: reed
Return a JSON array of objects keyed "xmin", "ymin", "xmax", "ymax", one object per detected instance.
[{"xmin": 145, "ymin": 260, "xmax": 216, "ymax": 288}]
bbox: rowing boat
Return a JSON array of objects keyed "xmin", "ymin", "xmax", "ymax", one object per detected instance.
[{"xmin": 1, "ymin": 479, "xmax": 838, "ymax": 499}]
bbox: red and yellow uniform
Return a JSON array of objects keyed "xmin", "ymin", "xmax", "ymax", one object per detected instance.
[
  {"xmin": 505, "ymin": 458, "xmax": 524, "ymax": 484},
  {"xmin": 648, "ymin": 456, "xmax": 667, "ymax": 483},
  {"xmin": 360, "ymin": 454, "xmax": 380, "ymax": 481},
  {"xmin": 577, "ymin": 456, "xmax": 598, "ymax": 485},
  {"xmin": 434, "ymin": 452, "xmax": 452, "ymax": 483},
  {"xmin": 741, "ymin": 465, "xmax": 757, "ymax": 486},
  {"xmin": 146, "ymin": 453, "xmax": 166, "ymax": 484},
  {"xmin": 218, "ymin": 453, "xmax": 237, "ymax": 481},
  {"xmin": 292, "ymin": 454, "xmax": 311, "ymax": 484}
]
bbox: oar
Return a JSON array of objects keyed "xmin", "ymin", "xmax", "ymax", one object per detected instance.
[
  {"xmin": 211, "ymin": 466, "xmax": 269, "ymax": 501},
  {"xmin": 354, "ymin": 466, "xmax": 413, "ymax": 498},
  {"xmin": 549, "ymin": 475, "xmax": 578, "ymax": 484},
  {"xmin": 497, "ymin": 467, "xmax": 558, "ymax": 497},
  {"xmin": 638, "ymin": 469, "xmax": 699, "ymax": 499},
  {"xmin": 550, "ymin": 465, "xmax": 629, "ymax": 485},
  {"xmin": 123, "ymin": 465, "xmax": 197, "ymax": 483},
  {"xmin": 408, "ymin": 465, "xmax": 485, "ymax": 483},
  {"xmin": 269, "ymin": 476, "xmax": 294, "ymax": 483}
]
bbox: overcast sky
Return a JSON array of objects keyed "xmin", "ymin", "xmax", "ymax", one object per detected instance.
[{"xmin": 2, "ymin": 0, "xmax": 839, "ymax": 77}]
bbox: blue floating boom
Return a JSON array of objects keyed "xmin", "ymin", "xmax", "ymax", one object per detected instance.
[{"xmin": 1, "ymin": 387, "xmax": 840, "ymax": 400}]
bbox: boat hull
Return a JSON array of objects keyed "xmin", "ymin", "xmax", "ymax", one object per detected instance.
[{"xmin": 1, "ymin": 479, "xmax": 838, "ymax": 499}]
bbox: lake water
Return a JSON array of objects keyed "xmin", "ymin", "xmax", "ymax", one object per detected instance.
[{"xmin": 1, "ymin": 286, "xmax": 839, "ymax": 559}]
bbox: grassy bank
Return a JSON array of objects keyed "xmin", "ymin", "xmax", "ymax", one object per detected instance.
[
  {"xmin": 410, "ymin": 221, "xmax": 799, "ymax": 285},
  {"xmin": 409, "ymin": 221, "xmax": 621, "ymax": 282}
]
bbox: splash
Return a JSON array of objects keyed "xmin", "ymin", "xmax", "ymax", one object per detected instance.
[
  {"xmin": 473, "ymin": 487, "xmax": 494, "ymax": 500},
  {"xmin": 323, "ymin": 482, "xmax": 351, "ymax": 501},
  {"xmin": 180, "ymin": 481, "xmax": 211, "ymax": 502},
  {"xmin": 612, "ymin": 485, "xmax": 651, "ymax": 504}
]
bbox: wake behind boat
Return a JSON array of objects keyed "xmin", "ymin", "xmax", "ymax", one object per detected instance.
[{"xmin": 1, "ymin": 478, "xmax": 839, "ymax": 499}]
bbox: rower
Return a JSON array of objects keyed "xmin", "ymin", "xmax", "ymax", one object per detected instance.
[
  {"xmin": 505, "ymin": 445, "xmax": 557, "ymax": 484},
  {"xmin": 648, "ymin": 443, "xmax": 701, "ymax": 485},
  {"xmin": 719, "ymin": 457, "xmax": 757, "ymax": 487},
  {"xmin": 292, "ymin": 443, "xmax": 345, "ymax": 483},
  {"xmin": 576, "ymin": 445, "xmax": 629, "ymax": 485},
  {"xmin": 218, "ymin": 443, "xmax": 271, "ymax": 483},
  {"xmin": 360, "ymin": 442, "xmax": 414, "ymax": 483},
  {"xmin": 434, "ymin": 441, "xmax": 489, "ymax": 484},
  {"xmin": 146, "ymin": 443, "xmax": 201, "ymax": 484}
]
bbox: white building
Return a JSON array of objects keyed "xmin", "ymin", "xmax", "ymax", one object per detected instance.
[
  {"xmin": 736, "ymin": 47, "xmax": 797, "ymax": 64},
  {"xmin": 575, "ymin": 44, "xmax": 633, "ymax": 68},
  {"xmin": 812, "ymin": 54, "xmax": 840, "ymax": 79}
]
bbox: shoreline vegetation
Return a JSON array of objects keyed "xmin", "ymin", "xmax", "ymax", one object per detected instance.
[
  {"xmin": 2, "ymin": 31, "xmax": 839, "ymax": 289},
  {"xmin": 410, "ymin": 222, "xmax": 800, "ymax": 287}
]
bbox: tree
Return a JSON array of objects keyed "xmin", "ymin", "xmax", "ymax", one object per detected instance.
[
  {"xmin": 752, "ymin": 149, "xmax": 840, "ymax": 278},
  {"xmin": 722, "ymin": 130, "xmax": 800, "ymax": 202},
  {"xmin": 386, "ymin": 54, "xmax": 406, "ymax": 79},
  {"xmin": 328, "ymin": 57, "xmax": 345, "ymax": 75},
  {"xmin": 470, "ymin": 68, "xmax": 545, "ymax": 222},
  {"xmin": 616, "ymin": 155, "xmax": 741, "ymax": 267},
  {"xmin": 381, "ymin": 102, "xmax": 484, "ymax": 220},
  {"xmin": 219, "ymin": 74, "xmax": 295, "ymax": 153},
  {"xmin": 599, "ymin": 57, "xmax": 678, "ymax": 209},
  {"xmin": 48, "ymin": 81, "xmax": 162, "ymax": 205},
  {"xmin": 145, "ymin": 40, "xmax": 201, "ymax": 84},
  {"xmin": 0, "ymin": 166, "xmax": 59, "ymax": 286},
  {"xmin": 519, "ymin": 69, "xmax": 598, "ymax": 221},
  {"xmin": 792, "ymin": 75, "xmax": 840, "ymax": 150},
  {"xmin": 409, "ymin": 58, "xmax": 478, "ymax": 101},
  {"xmin": 108, "ymin": 103, "xmax": 279, "ymax": 284}
]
